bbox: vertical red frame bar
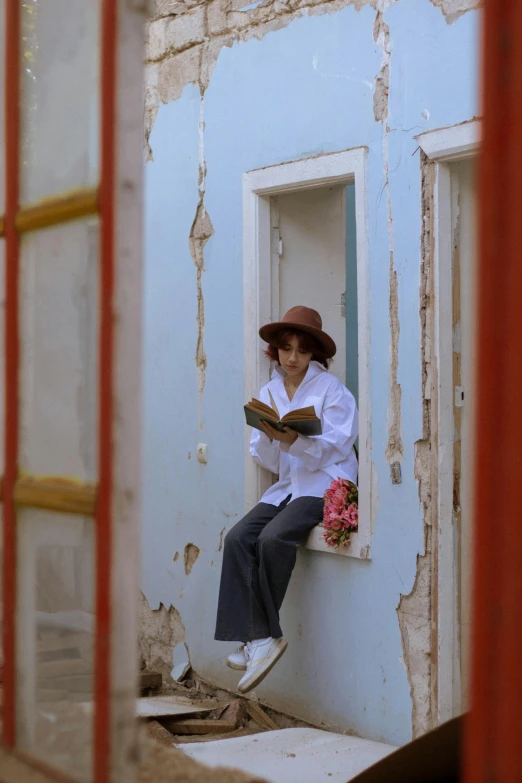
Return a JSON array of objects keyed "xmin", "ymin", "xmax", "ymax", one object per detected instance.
[
  {"xmin": 95, "ymin": 0, "xmax": 117, "ymax": 780},
  {"xmin": 464, "ymin": 0, "xmax": 522, "ymax": 781},
  {"xmin": 2, "ymin": 0, "xmax": 20, "ymax": 749}
]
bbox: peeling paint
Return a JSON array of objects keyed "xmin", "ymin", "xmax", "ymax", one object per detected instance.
[
  {"xmin": 373, "ymin": 7, "xmax": 403, "ymax": 469},
  {"xmin": 138, "ymin": 591, "xmax": 186, "ymax": 680},
  {"xmin": 396, "ymin": 152, "xmax": 438, "ymax": 739},
  {"xmin": 187, "ymin": 92, "xmax": 214, "ymax": 430},
  {"xmin": 173, "ymin": 551, "xmax": 180, "ymax": 562},
  {"xmin": 184, "ymin": 542, "xmax": 201, "ymax": 575},
  {"xmin": 218, "ymin": 526, "xmax": 226, "ymax": 551},
  {"xmin": 428, "ymin": 0, "xmax": 480, "ymax": 24},
  {"xmin": 145, "ymin": 0, "xmax": 390, "ymax": 149},
  {"xmin": 396, "ymin": 526, "xmax": 432, "ymax": 739}
]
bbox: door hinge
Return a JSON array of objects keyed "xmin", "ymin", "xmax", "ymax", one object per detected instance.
[{"xmin": 455, "ymin": 386, "xmax": 465, "ymax": 407}]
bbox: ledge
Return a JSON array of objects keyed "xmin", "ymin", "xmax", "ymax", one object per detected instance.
[
  {"xmin": 302, "ymin": 525, "xmax": 371, "ymax": 560},
  {"xmin": 415, "ymin": 119, "xmax": 481, "ymax": 162}
]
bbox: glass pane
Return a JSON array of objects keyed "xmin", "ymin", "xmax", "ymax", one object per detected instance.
[
  {"xmin": 20, "ymin": 0, "xmax": 100, "ymax": 203},
  {"xmin": 19, "ymin": 220, "xmax": 99, "ymax": 481},
  {"xmin": 16, "ymin": 509, "xmax": 94, "ymax": 782}
]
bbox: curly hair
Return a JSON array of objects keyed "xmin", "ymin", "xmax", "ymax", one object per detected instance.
[{"xmin": 264, "ymin": 328, "xmax": 331, "ymax": 369}]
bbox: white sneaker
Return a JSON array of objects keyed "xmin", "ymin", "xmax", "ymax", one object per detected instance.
[
  {"xmin": 226, "ymin": 645, "xmax": 247, "ymax": 671},
  {"xmin": 237, "ymin": 637, "xmax": 288, "ymax": 694}
]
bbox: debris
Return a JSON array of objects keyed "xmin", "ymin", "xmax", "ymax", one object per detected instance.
[
  {"xmin": 218, "ymin": 699, "xmax": 249, "ymax": 728},
  {"xmin": 138, "ymin": 695, "xmax": 220, "ymax": 719},
  {"xmin": 137, "ymin": 738, "xmax": 268, "ymax": 782},
  {"xmin": 147, "ymin": 720, "xmax": 178, "ymax": 748},
  {"xmin": 140, "ymin": 671, "xmax": 163, "ymax": 690},
  {"xmin": 171, "ymin": 641, "xmax": 191, "ymax": 682},
  {"xmin": 244, "ymin": 700, "xmax": 279, "ymax": 731},
  {"xmin": 163, "ymin": 718, "xmax": 238, "ymax": 736},
  {"xmin": 171, "ymin": 661, "xmax": 191, "ymax": 682}
]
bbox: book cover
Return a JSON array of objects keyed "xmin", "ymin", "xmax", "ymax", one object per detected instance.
[{"xmin": 244, "ymin": 399, "xmax": 322, "ymax": 437}]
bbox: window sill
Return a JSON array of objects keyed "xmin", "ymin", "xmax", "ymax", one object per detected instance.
[{"xmin": 302, "ymin": 525, "xmax": 371, "ymax": 560}]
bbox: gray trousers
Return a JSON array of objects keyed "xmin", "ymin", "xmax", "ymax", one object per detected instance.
[{"xmin": 214, "ymin": 494, "xmax": 324, "ymax": 641}]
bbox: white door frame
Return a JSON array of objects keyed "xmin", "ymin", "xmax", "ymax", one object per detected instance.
[
  {"xmin": 242, "ymin": 148, "xmax": 372, "ymax": 560},
  {"xmin": 417, "ymin": 120, "xmax": 481, "ymax": 723}
]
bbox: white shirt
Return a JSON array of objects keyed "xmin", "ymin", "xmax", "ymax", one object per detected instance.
[{"xmin": 250, "ymin": 361, "xmax": 359, "ymax": 506}]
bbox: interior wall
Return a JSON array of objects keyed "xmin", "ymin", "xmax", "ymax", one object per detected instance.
[{"xmin": 141, "ymin": 1, "xmax": 480, "ymax": 744}]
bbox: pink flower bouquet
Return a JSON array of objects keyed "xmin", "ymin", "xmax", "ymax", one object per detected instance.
[{"xmin": 323, "ymin": 478, "xmax": 359, "ymax": 548}]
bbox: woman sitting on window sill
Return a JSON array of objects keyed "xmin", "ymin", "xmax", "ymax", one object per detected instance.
[{"xmin": 215, "ymin": 305, "xmax": 359, "ymax": 693}]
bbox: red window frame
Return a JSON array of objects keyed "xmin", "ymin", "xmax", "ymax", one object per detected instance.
[
  {"xmin": 464, "ymin": 1, "xmax": 522, "ymax": 782},
  {"xmin": 2, "ymin": 1, "xmax": 118, "ymax": 781}
]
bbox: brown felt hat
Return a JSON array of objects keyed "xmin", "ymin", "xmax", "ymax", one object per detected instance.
[{"xmin": 259, "ymin": 305, "xmax": 337, "ymax": 359}]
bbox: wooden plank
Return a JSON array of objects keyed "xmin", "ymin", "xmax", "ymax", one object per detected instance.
[
  {"xmin": 244, "ymin": 700, "xmax": 278, "ymax": 730},
  {"xmin": 15, "ymin": 187, "xmax": 99, "ymax": 234},
  {"xmin": 162, "ymin": 718, "xmax": 238, "ymax": 736},
  {"xmin": 14, "ymin": 476, "xmax": 97, "ymax": 515}
]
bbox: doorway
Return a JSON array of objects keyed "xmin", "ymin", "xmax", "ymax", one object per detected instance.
[
  {"xmin": 243, "ymin": 149, "xmax": 371, "ymax": 558},
  {"xmin": 450, "ymin": 157, "xmax": 477, "ymax": 712},
  {"xmin": 432, "ymin": 147, "xmax": 478, "ymax": 721},
  {"xmin": 270, "ymin": 183, "xmax": 358, "ymax": 397}
]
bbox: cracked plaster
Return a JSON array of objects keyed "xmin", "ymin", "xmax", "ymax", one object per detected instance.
[
  {"xmin": 139, "ymin": 592, "xmax": 186, "ymax": 680},
  {"xmin": 396, "ymin": 153, "xmax": 438, "ymax": 738},
  {"xmin": 142, "ymin": 0, "xmax": 480, "ymax": 743}
]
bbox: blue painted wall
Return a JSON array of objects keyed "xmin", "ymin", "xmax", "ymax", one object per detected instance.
[{"xmin": 142, "ymin": 0, "xmax": 479, "ymax": 745}]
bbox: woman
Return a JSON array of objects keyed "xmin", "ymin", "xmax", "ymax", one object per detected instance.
[{"xmin": 215, "ymin": 306, "xmax": 359, "ymax": 693}]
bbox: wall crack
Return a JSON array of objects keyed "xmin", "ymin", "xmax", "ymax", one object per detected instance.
[
  {"xmin": 189, "ymin": 88, "xmax": 214, "ymax": 430},
  {"xmin": 374, "ymin": 5, "xmax": 403, "ymax": 469}
]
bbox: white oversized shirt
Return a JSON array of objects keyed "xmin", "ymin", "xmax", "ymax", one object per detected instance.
[{"xmin": 250, "ymin": 361, "xmax": 359, "ymax": 506}]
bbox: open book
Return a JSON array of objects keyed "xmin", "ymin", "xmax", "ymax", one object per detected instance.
[{"xmin": 244, "ymin": 390, "xmax": 322, "ymax": 436}]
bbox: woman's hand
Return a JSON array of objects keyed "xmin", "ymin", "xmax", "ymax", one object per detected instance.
[{"xmin": 261, "ymin": 421, "xmax": 298, "ymax": 446}]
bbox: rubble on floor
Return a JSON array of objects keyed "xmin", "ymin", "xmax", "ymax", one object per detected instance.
[
  {"xmin": 139, "ymin": 671, "xmax": 396, "ymax": 783},
  {"xmin": 138, "ymin": 738, "xmax": 268, "ymax": 783}
]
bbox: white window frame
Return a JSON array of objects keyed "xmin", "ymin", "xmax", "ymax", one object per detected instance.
[
  {"xmin": 416, "ymin": 119, "xmax": 481, "ymax": 723},
  {"xmin": 242, "ymin": 148, "xmax": 372, "ymax": 560}
]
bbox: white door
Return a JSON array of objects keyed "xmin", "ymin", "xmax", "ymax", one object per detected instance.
[{"xmin": 272, "ymin": 186, "xmax": 347, "ymax": 384}]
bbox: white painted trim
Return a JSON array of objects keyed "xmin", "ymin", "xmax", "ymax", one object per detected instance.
[
  {"xmin": 433, "ymin": 162, "xmax": 457, "ymax": 724},
  {"xmin": 243, "ymin": 148, "xmax": 372, "ymax": 560},
  {"xmin": 428, "ymin": 121, "xmax": 479, "ymax": 723},
  {"xmin": 417, "ymin": 120, "xmax": 481, "ymax": 162}
]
